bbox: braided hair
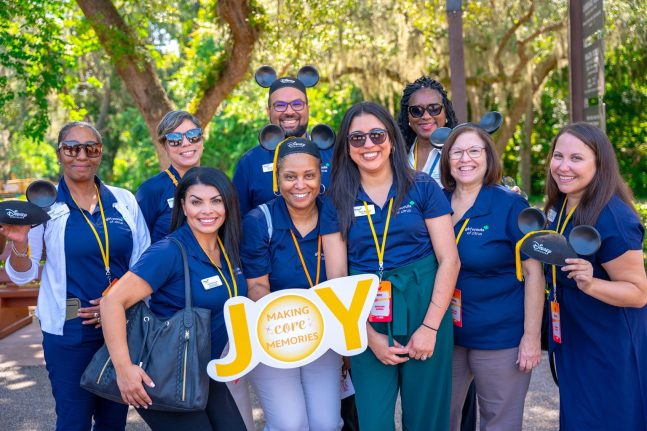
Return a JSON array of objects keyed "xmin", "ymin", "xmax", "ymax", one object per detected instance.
[{"xmin": 397, "ymin": 76, "xmax": 458, "ymax": 151}]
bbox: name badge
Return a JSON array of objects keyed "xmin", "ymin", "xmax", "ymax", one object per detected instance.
[
  {"xmin": 201, "ymin": 275, "xmax": 223, "ymax": 290},
  {"xmin": 451, "ymin": 289, "xmax": 462, "ymax": 327},
  {"xmin": 551, "ymin": 301, "xmax": 562, "ymax": 344},
  {"xmin": 48, "ymin": 204, "xmax": 70, "ymax": 220},
  {"xmin": 547, "ymin": 208, "xmax": 557, "ymax": 223},
  {"xmin": 368, "ymin": 281, "xmax": 392, "ymax": 322},
  {"xmin": 353, "ymin": 205, "xmax": 375, "ymax": 217},
  {"xmin": 167, "ymin": 198, "xmax": 174, "ymax": 209},
  {"xmin": 262, "ymin": 163, "xmax": 274, "ymax": 173}
]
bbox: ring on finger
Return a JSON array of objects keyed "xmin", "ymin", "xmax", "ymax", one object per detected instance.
[
  {"xmin": 93, "ymin": 312, "xmax": 99, "ymax": 318},
  {"xmin": 97, "ymin": 317, "xmax": 101, "ymax": 323}
]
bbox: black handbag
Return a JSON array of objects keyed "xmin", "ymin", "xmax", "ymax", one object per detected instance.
[{"xmin": 81, "ymin": 237, "xmax": 212, "ymax": 412}]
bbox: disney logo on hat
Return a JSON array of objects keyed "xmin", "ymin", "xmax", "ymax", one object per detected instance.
[
  {"xmin": 287, "ymin": 142, "xmax": 306, "ymax": 148},
  {"xmin": 280, "ymin": 78, "xmax": 296, "ymax": 84},
  {"xmin": 5, "ymin": 209, "xmax": 28, "ymax": 219},
  {"xmin": 532, "ymin": 241, "xmax": 552, "ymax": 256}
]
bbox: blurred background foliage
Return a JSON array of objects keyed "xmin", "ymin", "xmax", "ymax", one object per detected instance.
[{"xmin": 0, "ymin": 0, "xmax": 645, "ymax": 201}]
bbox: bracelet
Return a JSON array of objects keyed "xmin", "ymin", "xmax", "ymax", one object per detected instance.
[
  {"xmin": 421, "ymin": 322, "xmax": 438, "ymax": 332},
  {"xmin": 11, "ymin": 242, "xmax": 30, "ymax": 258},
  {"xmin": 430, "ymin": 299, "xmax": 447, "ymax": 311}
]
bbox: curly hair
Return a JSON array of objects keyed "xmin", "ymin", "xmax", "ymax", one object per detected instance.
[{"xmin": 397, "ymin": 76, "xmax": 458, "ymax": 151}]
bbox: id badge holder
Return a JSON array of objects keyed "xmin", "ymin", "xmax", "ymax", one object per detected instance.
[
  {"xmin": 102, "ymin": 277, "xmax": 119, "ymax": 297},
  {"xmin": 369, "ymin": 280, "xmax": 392, "ymax": 323},
  {"xmin": 551, "ymin": 300, "xmax": 562, "ymax": 344},
  {"xmin": 451, "ymin": 289, "xmax": 462, "ymax": 327}
]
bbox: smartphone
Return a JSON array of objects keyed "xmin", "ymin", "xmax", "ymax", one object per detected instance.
[{"xmin": 65, "ymin": 298, "xmax": 81, "ymax": 321}]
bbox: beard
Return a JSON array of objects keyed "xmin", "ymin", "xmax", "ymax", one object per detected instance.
[{"xmin": 279, "ymin": 113, "xmax": 308, "ymax": 138}]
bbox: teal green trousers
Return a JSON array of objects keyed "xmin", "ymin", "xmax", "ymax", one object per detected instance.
[{"xmin": 350, "ymin": 254, "xmax": 453, "ymax": 431}]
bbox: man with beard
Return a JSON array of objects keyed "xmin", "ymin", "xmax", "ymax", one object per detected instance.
[{"xmin": 233, "ymin": 73, "xmax": 333, "ymax": 215}]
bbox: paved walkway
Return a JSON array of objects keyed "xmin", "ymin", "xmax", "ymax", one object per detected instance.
[{"xmin": 0, "ymin": 318, "xmax": 559, "ymax": 430}]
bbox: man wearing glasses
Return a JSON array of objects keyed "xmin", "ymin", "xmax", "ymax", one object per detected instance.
[{"xmin": 233, "ymin": 75, "xmax": 333, "ymax": 216}]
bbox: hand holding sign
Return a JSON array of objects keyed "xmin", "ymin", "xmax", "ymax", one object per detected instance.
[{"xmin": 208, "ymin": 274, "xmax": 379, "ymax": 382}]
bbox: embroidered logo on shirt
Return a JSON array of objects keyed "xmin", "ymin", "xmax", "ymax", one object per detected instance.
[
  {"xmin": 106, "ymin": 217, "xmax": 125, "ymax": 225},
  {"xmin": 465, "ymin": 226, "xmax": 488, "ymax": 236}
]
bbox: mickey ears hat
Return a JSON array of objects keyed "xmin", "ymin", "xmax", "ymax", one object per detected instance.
[
  {"xmin": 255, "ymin": 65, "xmax": 320, "ymax": 95},
  {"xmin": 0, "ymin": 179, "xmax": 57, "ymax": 226},
  {"xmin": 430, "ymin": 111, "xmax": 504, "ymax": 149}
]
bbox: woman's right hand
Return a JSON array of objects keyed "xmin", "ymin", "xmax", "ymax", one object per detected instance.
[
  {"xmin": 0, "ymin": 224, "xmax": 30, "ymax": 245},
  {"xmin": 116, "ymin": 364, "xmax": 155, "ymax": 409},
  {"xmin": 367, "ymin": 326, "xmax": 409, "ymax": 366}
]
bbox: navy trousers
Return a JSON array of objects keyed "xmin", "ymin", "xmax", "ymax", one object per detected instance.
[{"xmin": 42, "ymin": 319, "xmax": 127, "ymax": 431}]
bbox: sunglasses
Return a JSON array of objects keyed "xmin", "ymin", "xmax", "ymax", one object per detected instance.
[
  {"xmin": 347, "ymin": 129, "xmax": 388, "ymax": 148},
  {"xmin": 408, "ymin": 103, "xmax": 443, "ymax": 118},
  {"xmin": 164, "ymin": 128, "xmax": 203, "ymax": 147},
  {"xmin": 272, "ymin": 99, "xmax": 306, "ymax": 112},
  {"xmin": 58, "ymin": 141, "xmax": 103, "ymax": 158}
]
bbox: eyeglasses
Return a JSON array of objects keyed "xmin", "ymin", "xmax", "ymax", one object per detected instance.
[
  {"xmin": 58, "ymin": 141, "xmax": 103, "ymax": 158},
  {"xmin": 272, "ymin": 100, "xmax": 306, "ymax": 112},
  {"xmin": 448, "ymin": 146, "xmax": 485, "ymax": 160},
  {"xmin": 347, "ymin": 129, "xmax": 388, "ymax": 148},
  {"xmin": 408, "ymin": 103, "xmax": 443, "ymax": 118},
  {"xmin": 164, "ymin": 128, "xmax": 203, "ymax": 147}
]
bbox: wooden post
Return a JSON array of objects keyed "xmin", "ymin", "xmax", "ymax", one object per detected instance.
[{"xmin": 447, "ymin": 0, "xmax": 468, "ymax": 123}]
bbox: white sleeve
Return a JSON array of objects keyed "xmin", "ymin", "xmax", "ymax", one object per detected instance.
[{"xmin": 5, "ymin": 224, "xmax": 44, "ymax": 285}]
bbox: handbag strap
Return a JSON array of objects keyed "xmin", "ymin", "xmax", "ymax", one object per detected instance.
[{"xmin": 168, "ymin": 236, "xmax": 194, "ymax": 328}]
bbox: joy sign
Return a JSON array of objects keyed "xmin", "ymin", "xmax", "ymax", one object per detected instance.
[{"xmin": 208, "ymin": 274, "xmax": 379, "ymax": 382}]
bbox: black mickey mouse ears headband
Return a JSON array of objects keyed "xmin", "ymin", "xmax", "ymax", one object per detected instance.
[
  {"xmin": 255, "ymin": 65, "xmax": 320, "ymax": 95},
  {"xmin": 0, "ymin": 180, "xmax": 57, "ymax": 226},
  {"xmin": 514, "ymin": 207, "xmax": 601, "ymax": 280},
  {"xmin": 430, "ymin": 111, "xmax": 504, "ymax": 149}
]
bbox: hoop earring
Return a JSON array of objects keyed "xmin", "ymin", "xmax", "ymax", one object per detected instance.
[
  {"xmin": 319, "ymin": 184, "xmax": 326, "ymax": 195},
  {"xmin": 274, "ymin": 191, "xmax": 281, "ymax": 197}
]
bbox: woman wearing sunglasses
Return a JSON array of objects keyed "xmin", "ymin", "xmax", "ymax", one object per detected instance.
[
  {"xmin": 136, "ymin": 110, "xmax": 204, "ymax": 244},
  {"xmin": 321, "ymin": 102, "xmax": 459, "ymax": 430},
  {"xmin": 1, "ymin": 121, "xmax": 150, "ymax": 430},
  {"xmin": 241, "ymin": 137, "xmax": 343, "ymax": 431},
  {"xmin": 397, "ymin": 76, "xmax": 458, "ymax": 184},
  {"xmin": 437, "ymin": 126, "xmax": 544, "ymax": 431}
]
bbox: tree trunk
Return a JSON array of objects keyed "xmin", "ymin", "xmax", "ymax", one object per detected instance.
[
  {"xmin": 521, "ymin": 98, "xmax": 533, "ymax": 194},
  {"xmin": 75, "ymin": 0, "xmax": 260, "ymax": 170}
]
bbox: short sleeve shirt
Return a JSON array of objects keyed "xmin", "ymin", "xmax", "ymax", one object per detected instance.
[
  {"xmin": 241, "ymin": 196, "xmax": 326, "ymax": 291},
  {"xmin": 232, "ymin": 144, "xmax": 333, "ymax": 216},
  {"xmin": 60, "ymin": 176, "xmax": 133, "ymax": 306},
  {"xmin": 320, "ymin": 172, "xmax": 451, "ymax": 273},
  {"xmin": 136, "ymin": 165, "xmax": 180, "ymax": 244},
  {"xmin": 446, "ymin": 185, "xmax": 530, "ymax": 349},
  {"xmin": 130, "ymin": 223, "xmax": 248, "ymax": 358}
]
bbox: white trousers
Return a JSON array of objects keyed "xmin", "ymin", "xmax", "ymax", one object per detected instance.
[{"xmin": 250, "ymin": 349, "xmax": 344, "ymax": 431}]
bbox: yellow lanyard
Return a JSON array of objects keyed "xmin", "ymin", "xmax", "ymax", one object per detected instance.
[
  {"xmin": 364, "ymin": 198, "xmax": 394, "ymax": 278},
  {"xmin": 412, "ymin": 138, "xmax": 440, "ymax": 174},
  {"xmin": 455, "ymin": 218, "xmax": 470, "ymax": 245},
  {"xmin": 200, "ymin": 236, "xmax": 238, "ymax": 299},
  {"xmin": 70, "ymin": 185, "xmax": 111, "ymax": 283},
  {"xmin": 289, "ymin": 230, "xmax": 321, "ymax": 288},
  {"xmin": 551, "ymin": 198, "xmax": 578, "ymax": 293},
  {"xmin": 165, "ymin": 169, "xmax": 179, "ymax": 186}
]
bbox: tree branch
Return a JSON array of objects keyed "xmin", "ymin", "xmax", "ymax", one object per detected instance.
[
  {"xmin": 191, "ymin": 0, "xmax": 260, "ymax": 126},
  {"xmin": 494, "ymin": 2, "xmax": 535, "ymax": 77}
]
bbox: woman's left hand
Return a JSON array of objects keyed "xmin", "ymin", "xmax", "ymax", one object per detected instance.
[
  {"xmin": 79, "ymin": 297, "xmax": 103, "ymax": 328},
  {"xmin": 562, "ymin": 258, "xmax": 594, "ymax": 292},
  {"xmin": 516, "ymin": 333, "xmax": 541, "ymax": 372},
  {"xmin": 405, "ymin": 325, "xmax": 437, "ymax": 361}
]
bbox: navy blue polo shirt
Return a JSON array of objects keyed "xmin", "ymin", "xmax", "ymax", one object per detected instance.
[
  {"xmin": 232, "ymin": 144, "xmax": 333, "ymax": 216},
  {"xmin": 136, "ymin": 165, "xmax": 180, "ymax": 244},
  {"xmin": 320, "ymin": 172, "xmax": 451, "ymax": 272},
  {"xmin": 241, "ymin": 196, "xmax": 326, "ymax": 291},
  {"xmin": 60, "ymin": 177, "xmax": 133, "ymax": 307},
  {"xmin": 130, "ymin": 223, "xmax": 247, "ymax": 358},
  {"xmin": 445, "ymin": 185, "xmax": 530, "ymax": 349}
]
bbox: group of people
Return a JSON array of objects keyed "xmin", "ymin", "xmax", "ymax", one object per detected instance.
[{"xmin": 0, "ymin": 69, "xmax": 645, "ymax": 431}]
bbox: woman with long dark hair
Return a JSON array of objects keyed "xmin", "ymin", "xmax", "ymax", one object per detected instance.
[
  {"xmin": 543, "ymin": 123, "xmax": 646, "ymax": 430},
  {"xmin": 321, "ymin": 102, "xmax": 459, "ymax": 430},
  {"xmin": 100, "ymin": 167, "xmax": 250, "ymax": 430}
]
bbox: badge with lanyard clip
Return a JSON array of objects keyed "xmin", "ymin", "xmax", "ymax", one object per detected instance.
[{"xmin": 364, "ymin": 199, "xmax": 393, "ymax": 323}]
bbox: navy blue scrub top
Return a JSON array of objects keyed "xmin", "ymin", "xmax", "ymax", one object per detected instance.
[
  {"xmin": 136, "ymin": 165, "xmax": 180, "ymax": 244},
  {"xmin": 60, "ymin": 176, "xmax": 133, "ymax": 307},
  {"xmin": 130, "ymin": 223, "xmax": 247, "ymax": 358},
  {"xmin": 320, "ymin": 172, "xmax": 451, "ymax": 273},
  {"xmin": 233, "ymin": 144, "xmax": 333, "ymax": 216},
  {"xmin": 445, "ymin": 185, "xmax": 530, "ymax": 350},
  {"xmin": 241, "ymin": 196, "xmax": 326, "ymax": 291}
]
